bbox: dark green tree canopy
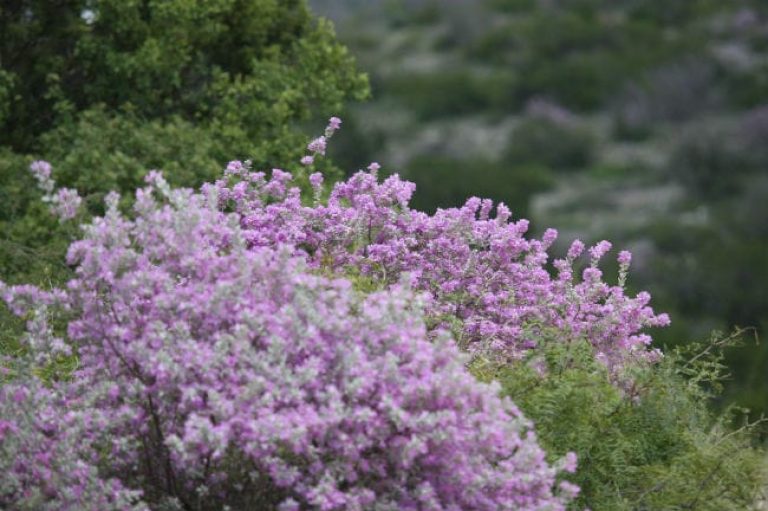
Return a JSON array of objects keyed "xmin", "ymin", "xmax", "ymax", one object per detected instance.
[
  {"xmin": 0, "ymin": 0, "xmax": 368, "ymax": 180},
  {"xmin": 0, "ymin": 0, "xmax": 367, "ymax": 288}
]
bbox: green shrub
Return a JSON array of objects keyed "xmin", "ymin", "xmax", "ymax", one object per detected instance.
[
  {"xmin": 487, "ymin": 0, "xmax": 537, "ymax": 14},
  {"xmin": 471, "ymin": 330, "xmax": 767, "ymax": 510},
  {"xmin": 1, "ymin": 0, "xmax": 367, "ymax": 157},
  {"xmin": 670, "ymin": 110, "xmax": 768, "ymax": 200},
  {"xmin": 402, "ymin": 155, "xmax": 554, "ymax": 215},
  {"xmin": 383, "ymin": 71, "xmax": 517, "ymax": 120},
  {"xmin": 505, "ymin": 117, "xmax": 595, "ymax": 171},
  {"xmin": 509, "ymin": 3, "xmax": 706, "ymax": 110},
  {"xmin": 0, "ymin": 149, "xmax": 74, "ymax": 287}
]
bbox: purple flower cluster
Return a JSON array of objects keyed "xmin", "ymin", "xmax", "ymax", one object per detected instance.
[
  {"xmin": 302, "ymin": 117, "xmax": 342, "ymax": 167},
  {"xmin": 0, "ymin": 379, "xmax": 146, "ymax": 510},
  {"xmin": 1, "ymin": 170, "xmax": 575, "ymax": 508},
  {"xmin": 211, "ymin": 154, "xmax": 669, "ymax": 374},
  {"xmin": 29, "ymin": 160, "xmax": 82, "ymax": 221}
]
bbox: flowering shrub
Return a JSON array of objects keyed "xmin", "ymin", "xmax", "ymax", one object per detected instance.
[
  {"xmin": 1, "ymin": 117, "xmax": 683, "ymax": 509},
  {"xmin": 0, "ymin": 378, "xmax": 147, "ymax": 510},
  {"xmin": 26, "ymin": 118, "xmax": 670, "ymax": 375},
  {"xmin": 211, "ymin": 139, "xmax": 669, "ymax": 375},
  {"xmin": 1, "ymin": 169, "xmax": 575, "ymax": 509},
  {"xmin": 29, "ymin": 160, "xmax": 82, "ymax": 221}
]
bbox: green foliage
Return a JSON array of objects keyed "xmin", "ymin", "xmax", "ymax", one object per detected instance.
[
  {"xmin": 402, "ymin": 155, "xmax": 553, "ymax": 215},
  {"xmin": 670, "ymin": 129, "xmax": 748, "ymax": 200},
  {"xmin": 0, "ymin": 0, "xmax": 367, "ymax": 280},
  {"xmin": 471, "ymin": 330, "xmax": 767, "ymax": 510},
  {"xmin": 486, "ymin": 0, "xmax": 536, "ymax": 14},
  {"xmin": 383, "ymin": 71, "xmax": 516, "ymax": 121},
  {"xmin": 726, "ymin": 63, "xmax": 768, "ymax": 109},
  {"xmin": 0, "ymin": 149, "xmax": 74, "ymax": 287},
  {"xmin": 474, "ymin": 0, "xmax": 709, "ymax": 110},
  {"xmin": 505, "ymin": 117, "xmax": 595, "ymax": 171},
  {"xmin": 39, "ymin": 108, "xmax": 224, "ymax": 197},
  {"xmin": 325, "ymin": 111, "xmax": 384, "ymax": 175},
  {"xmin": 1, "ymin": 0, "xmax": 368, "ymax": 155},
  {"xmin": 624, "ymin": 0, "xmax": 723, "ymax": 25},
  {"xmin": 646, "ymin": 189, "xmax": 768, "ymax": 417},
  {"xmin": 0, "ymin": 69, "xmax": 13, "ymax": 125},
  {"xmin": 670, "ymin": 114, "xmax": 768, "ymax": 200},
  {"xmin": 381, "ymin": 0, "xmax": 441, "ymax": 28},
  {"xmin": 586, "ymin": 162, "xmax": 635, "ymax": 182},
  {"xmin": 0, "ymin": 0, "xmax": 368, "ymax": 212}
]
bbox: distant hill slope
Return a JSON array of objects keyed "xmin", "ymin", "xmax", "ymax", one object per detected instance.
[{"xmin": 311, "ymin": 0, "xmax": 768, "ymax": 418}]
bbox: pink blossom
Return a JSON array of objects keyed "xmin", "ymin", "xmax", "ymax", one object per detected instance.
[
  {"xmin": 618, "ymin": 250, "xmax": 632, "ymax": 266},
  {"xmin": 309, "ymin": 172, "xmax": 324, "ymax": 192},
  {"xmin": 225, "ymin": 160, "xmax": 244, "ymax": 175},
  {"xmin": 307, "ymin": 136, "xmax": 327, "ymax": 155},
  {"xmin": 52, "ymin": 188, "xmax": 82, "ymax": 220}
]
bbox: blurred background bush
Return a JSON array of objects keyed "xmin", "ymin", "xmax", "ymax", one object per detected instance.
[{"xmin": 311, "ymin": 0, "xmax": 768, "ymax": 423}]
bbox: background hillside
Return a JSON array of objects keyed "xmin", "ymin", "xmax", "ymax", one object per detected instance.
[{"xmin": 309, "ymin": 0, "xmax": 768, "ymax": 419}]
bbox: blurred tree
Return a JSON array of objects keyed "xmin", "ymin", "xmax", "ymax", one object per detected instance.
[
  {"xmin": 504, "ymin": 116, "xmax": 595, "ymax": 171},
  {"xmin": 671, "ymin": 107, "xmax": 768, "ymax": 200},
  {"xmin": 0, "ymin": 0, "xmax": 367, "ymax": 176},
  {"xmin": 403, "ymin": 155, "xmax": 553, "ymax": 216},
  {"xmin": 0, "ymin": 0, "xmax": 367, "ymax": 283}
]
